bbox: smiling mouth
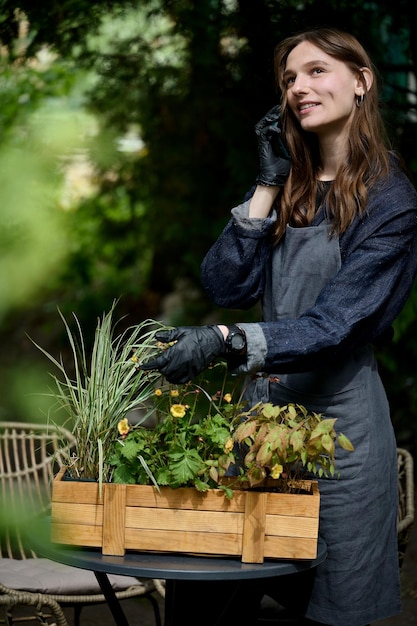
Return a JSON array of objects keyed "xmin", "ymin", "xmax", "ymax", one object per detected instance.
[{"xmin": 299, "ymin": 103, "xmax": 318, "ymax": 112}]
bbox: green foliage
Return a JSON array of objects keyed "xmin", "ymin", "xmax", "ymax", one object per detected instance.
[
  {"xmin": 3, "ymin": 0, "xmax": 417, "ymax": 303},
  {"xmin": 109, "ymin": 370, "xmax": 354, "ymax": 496},
  {"xmin": 233, "ymin": 402, "xmax": 354, "ymax": 491},
  {"xmin": 0, "ymin": 1, "xmax": 135, "ymax": 59},
  {"xmin": 57, "ymin": 187, "xmax": 155, "ymax": 311},
  {"xmin": 0, "ymin": 57, "xmax": 76, "ymax": 132},
  {"xmin": 0, "ymin": 54, "xmax": 85, "ymax": 319},
  {"xmin": 109, "ymin": 366, "xmax": 242, "ymax": 496},
  {"xmin": 31, "ymin": 301, "xmax": 165, "ymax": 482}
]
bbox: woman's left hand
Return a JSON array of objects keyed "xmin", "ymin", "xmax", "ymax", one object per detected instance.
[{"xmin": 140, "ymin": 325, "xmax": 225, "ymax": 384}]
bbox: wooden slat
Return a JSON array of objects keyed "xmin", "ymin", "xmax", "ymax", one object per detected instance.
[
  {"xmin": 126, "ymin": 484, "xmax": 247, "ymax": 512},
  {"xmin": 51, "ymin": 522, "xmax": 102, "ymax": 547},
  {"xmin": 265, "ymin": 514, "xmax": 319, "ymax": 538},
  {"xmin": 265, "ymin": 491, "xmax": 320, "ymax": 517},
  {"xmin": 102, "ymin": 483, "xmax": 127, "ymax": 555},
  {"xmin": 125, "ymin": 528, "xmax": 242, "ymax": 555},
  {"xmin": 264, "ymin": 535, "xmax": 318, "ymax": 559},
  {"xmin": 52, "ymin": 481, "xmax": 100, "ymax": 504},
  {"xmin": 51, "ymin": 502, "xmax": 103, "ymax": 525},
  {"xmin": 125, "ymin": 506, "xmax": 243, "ymax": 534},
  {"xmin": 242, "ymin": 491, "xmax": 267, "ymax": 563}
]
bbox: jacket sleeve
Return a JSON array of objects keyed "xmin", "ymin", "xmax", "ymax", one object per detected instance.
[{"xmin": 200, "ymin": 199, "xmax": 276, "ymax": 310}]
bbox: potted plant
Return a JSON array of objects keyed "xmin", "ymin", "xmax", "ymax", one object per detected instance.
[
  {"xmin": 108, "ymin": 379, "xmax": 354, "ymax": 497},
  {"xmin": 32, "ymin": 300, "xmax": 164, "ymax": 486},
  {"xmin": 35, "ymin": 303, "xmax": 353, "ymax": 563}
]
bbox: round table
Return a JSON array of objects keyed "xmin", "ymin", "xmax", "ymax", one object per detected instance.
[{"xmin": 32, "ymin": 519, "xmax": 327, "ymax": 626}]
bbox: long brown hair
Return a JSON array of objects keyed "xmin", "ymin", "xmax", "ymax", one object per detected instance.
[{"xmin": 273, "ymin": 28, "xmax": 391, "ymax": 241}]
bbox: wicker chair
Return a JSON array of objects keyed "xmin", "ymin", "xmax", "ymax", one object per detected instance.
[
  {"xmin": 397, "ymin": 447, "xmax": 415, "ymax": 568},
  {"xmin": 0, "ymin": 421, "xmax": 162, "ymax": 626}
]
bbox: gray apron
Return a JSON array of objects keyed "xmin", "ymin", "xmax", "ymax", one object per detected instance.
[{"xmin": 252, "ymin": 224, "xmax": 401, "ymax": 626}]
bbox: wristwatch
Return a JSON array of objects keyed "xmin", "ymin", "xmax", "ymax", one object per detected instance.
[{"xmin": 224, "ymin": 325, "xmax": 246, "ymax": 356}]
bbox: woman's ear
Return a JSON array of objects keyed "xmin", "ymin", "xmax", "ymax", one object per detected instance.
[{"xmin": 356, "ymin": 67, "xmax": 373, "ymax": 95}]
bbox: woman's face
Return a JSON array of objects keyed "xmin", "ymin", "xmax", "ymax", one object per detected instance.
[{"xmin": 283, "ymin": 41, "xmax": 363, "ymax": 142}]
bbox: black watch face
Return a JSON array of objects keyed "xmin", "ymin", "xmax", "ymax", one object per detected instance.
[{"xmin": 231, "ymin": 333, "xmax": 245, "ymax": 351}]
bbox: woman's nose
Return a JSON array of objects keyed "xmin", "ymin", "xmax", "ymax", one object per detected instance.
[{"xmin": 292, "ymin": 76, "xmax": 308, "ymax": 94}]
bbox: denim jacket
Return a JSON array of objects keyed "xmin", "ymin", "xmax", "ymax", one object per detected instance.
[{"xmin": 201, "ymin": 162, "xmax": 417, "ymax": 374}]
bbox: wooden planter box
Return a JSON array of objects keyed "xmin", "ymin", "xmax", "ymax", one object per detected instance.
[{"xmin": 50, "ymin": 467, "xmax": 320, "ymax": 563}]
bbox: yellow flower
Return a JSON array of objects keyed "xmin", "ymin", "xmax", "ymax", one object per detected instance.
[
  {"xmin": 170, "ymin": 404, "xmax": 187, "ymax": 419},
  {"xmin": 117, "ymin": 418, "xmax": 130, "ymax": 437},
  {"xmin": 170, "ymin": 389, "xmax": 179, "ymax": 397},
  {"xmin": 131, "ymin": 355, "xmax": 139, "ymax": 363},
  {"xmin": 223, "ymin": 393, "xmax": 232, "ymax": 404},
  {"xmin": 271, "ymin": 464, "xmax": 283, "ymax": 479},
  {"xmin": 154, "ymin": 388, "xmax": 162, "ymax": 396},
  {"xmin": 224, "ymin": 438, "xmax": 234, "ymax": 454}
]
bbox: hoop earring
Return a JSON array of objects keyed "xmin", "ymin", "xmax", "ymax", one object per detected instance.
[{"xmin": 356, "ymin": 94, "xmax": 365, "ymax": 107}]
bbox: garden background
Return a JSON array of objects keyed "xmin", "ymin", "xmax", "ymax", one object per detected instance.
[{"xmin": 1, "ymin": 0, "xmax": 417, "ymax": 463}]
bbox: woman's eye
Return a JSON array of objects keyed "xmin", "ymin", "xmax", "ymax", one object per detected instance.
[
  {"xmin": 286, "ymin": 76, "xmax": 295, "ymax": 86},
  {"xmin": 312, "ymin": 68, "xmax": 324, "ymax": 75}
]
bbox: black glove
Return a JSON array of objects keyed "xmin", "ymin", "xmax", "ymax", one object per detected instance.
[
  {"xmin": 255, "ymin": 105, "xmax": 291, "ymax": 186},
  {"xmin": 140, "ymin": 325, "xmax": 225, "ymax": 384}
]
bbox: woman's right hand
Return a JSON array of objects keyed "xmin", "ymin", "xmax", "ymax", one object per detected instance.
[{"xmin": 255, "ymin": 105, "xmax": 291, "ymax": 186}]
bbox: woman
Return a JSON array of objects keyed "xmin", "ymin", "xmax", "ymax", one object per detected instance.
[{"xmin": 141, "ymin": 28, "xmax": 417, "ymax": 625}]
